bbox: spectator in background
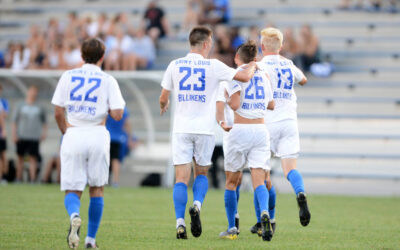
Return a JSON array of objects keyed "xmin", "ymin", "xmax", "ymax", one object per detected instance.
[
  {"xmin": 26, "ymin": 25, "xmax": 46, "ymax": 69},
  {"xmin": 212, "ymin": 25, "xmax": 235, "ymax": 67},
  {"xmin": 42, "ymin": 145, "xmax": 61, "ymax": 184},
  {"xmin": 44, "ymin": 40, "xmax": 65, "ymax": 69},
  {"xmin": 63, "ymin": 41, "xmax": 83, "ymax": 69},
  {"xmin": 106, "ymin": 108, "xmax": 136, "ymax": 187},
  {"xmin": 230, "ymin": 26, "xmax": 245, "ymax": 50},
  {"xmin": 12, "ymin": 85, "xmax": 47, "ymax": 182},
  {"xmin": 280, "ymin": 27, "xmax": 299, "ymax": 61},
  {"xmin": 126, "ymin": 27, "xmax": 156, "ymax": 70},
  {"xmin": 199, "ymin": 0, "xmax": 231, "ymax": 25},
  {"xmin": 297, "ymin": 24, "xmax": 320, "ymax": 72},
  {"xmin": 11, "ymin": 43, "xmax": 30, "ymax": 70},
  {"xmin": 143, "ymin": 0, "xmax": 169, "ymax": 43},
  {"xmin": 0, "ymin": 86, "xmax": 9, "ymax": 182},
  {"xmin": 181, "ymin": 0, "xmax": 201, "ymax": 38}
]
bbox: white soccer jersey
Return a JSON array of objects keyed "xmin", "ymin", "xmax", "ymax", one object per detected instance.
[
  {"xmin": 227, "ymin": 68, "xmax": 273, "ymax": 120},
  {"xmin": 161, "ymin": 53, "xmax": 237, "ymax": 134},
  {"xmin": 216, "ymin": 81, "xmax": 234, "ymax": 127},
  {"xmin": 52, "ymin": 64, "xmax": 126, "ymax": 127},
  {"xmin": 257, "ymin": 55, "xmax": 305, "ymax": 123}
]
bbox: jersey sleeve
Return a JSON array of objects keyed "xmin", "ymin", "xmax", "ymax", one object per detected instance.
[
  {"xmin": 226, "ymin": 80, "xmax": 242, "ymax": 97},
  {"xmin": 161, "ymin": 61, "xmax": 174, "ymax": 91},
  {"xmin": 51, "ymin": 72, "xmax": 68, "ymax": 107},
  {"xmin": 108, "ymin": 76, "xmax": 126, "ymax": 110},
  {"xmin": 216, "ymin": 82, "xmax": 227, "ymax": 102},
  {"xmin": 292, "ymin": 65, "xmax": 305, "ymax": 84},
  {"xmin": 213, "ymin": 59, "xmax": 237, "ymax": 82}
]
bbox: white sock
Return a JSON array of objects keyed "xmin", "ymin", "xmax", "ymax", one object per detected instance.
[
  {"xmin": 85, "ymin": 236, "xmax": 96, "ymax": 245},
  {"xmin": 235, "ymin": 213, "xmax": 239, "ymax": 219},
  {"xmin": 193, "ymin": 200, "xmax": 202, "ymax": 211},
  {"xmin": 70, "ymin": 213, "xmax": 79, "ymax": 221},
  {"xmin": 176, "ymin": 218, "xmax": 186, "ymax": 229}
]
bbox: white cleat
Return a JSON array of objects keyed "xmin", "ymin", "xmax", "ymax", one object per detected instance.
[{"xmin": 67, "ymin": 215, "xmax": 81, "ymax": 249}]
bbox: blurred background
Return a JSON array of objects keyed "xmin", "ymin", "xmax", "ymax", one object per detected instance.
[{"xmin": 0, "ymin": 0, "xmax": 399, "ymax": 195}]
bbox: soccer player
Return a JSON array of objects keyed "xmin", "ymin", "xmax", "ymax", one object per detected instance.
[
  {"xmin": 159, "ymin": 26, "xmax": 257, "ymax": 239},
  {"xmin": 52, "ymin": 38, "xmax": 125, "ymax": 249},
  {"xmin": 218, "ymin": 40, "xmax": 275, "ymax": 241},
  {"xmin": 257, "ymin": 27, "xmax": 311, "ymax": 227}
]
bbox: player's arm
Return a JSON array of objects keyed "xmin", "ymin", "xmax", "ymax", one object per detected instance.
[
  {"xmin": 159, "ymin": 88, "xmax": 170, "ymax": 115},
  {"xmin": 216, "ymin": 101, "xmax": 231, "ymax": 132},
  {"xmin": 233, "ymin": 61, "xmax": 257, "ymax": 82},
  {"xmin": 227, "ymin": 92, "xmax": 240, "ymax": 111},
  {"xmin": 108, "ymin": 76, "xmax": 126, "ymax": 121},
  {"xmin": 54, "ymin": 105, "xmax": 67, "ymax": 134}
]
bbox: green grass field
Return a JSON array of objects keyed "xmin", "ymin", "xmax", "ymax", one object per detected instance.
[{"xmin": 0, "ymin": 185, "xmax": 399, "ymax": 249}]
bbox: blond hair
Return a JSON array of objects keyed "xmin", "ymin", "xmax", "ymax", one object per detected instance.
[{"xmin": 260, "ymin": 27, "xmax": 283, "ymax": 53}]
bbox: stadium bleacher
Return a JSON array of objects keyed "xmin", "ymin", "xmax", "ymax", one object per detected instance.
[{"xmin": 0, "ymin": 0, "xmax": 399, "ymax": 185}]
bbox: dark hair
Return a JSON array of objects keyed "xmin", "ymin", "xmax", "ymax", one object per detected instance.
[
  {"xmin": 81, "ymin": 38, "xmax": 105, "ymax": 64},
  {"xmin": 189, "ymin": 26, "xmax": 212, "ymax": 47},
  {"xmin": 236, "ymin": 40, "xmax": 257, "ymax": 63}
]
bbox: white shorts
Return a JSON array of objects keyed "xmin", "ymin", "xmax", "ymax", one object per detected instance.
[
  {"xmin": 60, "ymin": 126, "xmax": 110, "ymax": 191},
  {"xmin": 267, "ymin": 119, "xmax": 300, "ymax": 158},
  {"xmin": 224, "ymin": 124, "xmax": 271, "ymax": 172},
  {"xmin": 172, "ymin": 133, "xmax": 215, "ymax": 166}
]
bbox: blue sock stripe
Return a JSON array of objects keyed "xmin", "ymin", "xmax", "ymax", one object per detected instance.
[
  {"xmin": 224, "ymin": 190, "xmax": 237, "ymax": 229},
  {"xmin": 64, "ymin": 193, "xmax": 80, "ymax": 218},
  {"xmin": 287, "ymin": 169, "xmax": 305, "ymax": 195},
  {"xmin": 87, "ymin": 197, "xmax": 104, "ymax": 239},
  {"xmin": 173, "ymin": 182, "xmax": 188, "ymax": 219},
  {"xmin": 268, "ymin": 186, "xmax": 276, "ymax": 220},
  {"xmin": 193, "ymin": 175, "xmax": 208, "ymax": 204},
  {"xmin": 253, "ymin": 191, "xmax": 261, "ymax": 223}
]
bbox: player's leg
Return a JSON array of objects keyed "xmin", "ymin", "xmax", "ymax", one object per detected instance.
[
  {"xmin": 266, "ymin": 173, "xmax": 276, "ymax": 233},
  {"xmin": 85, "ymin": 127, "xmax": 110, "ymax": 247},
  {"xmin": 251, "ymin": 168, "xmax": 273, "ymax": 241},
  {"xmin": 189, "ymin": 134, "xmax": 214, "ymax": 238},
  {"xmin": 172, "ymin": 133, "xmax": 194, "ymax": 239},
  {"xmin": 65, "ymin": 190, "xmax": 83, "ymax": 249},
  {"xmin": 61, "ymin": 128, "xmax": 87, "ymax": 249},
  {"xmin": 235, "ymin": 171, "xmax": 243, "ymax": 233},
  {"xmin": 219, "ymin": 170, "xmax": 240, "ymax": 240},
  {"xmin": 174, "ymin": 163, "xmax": 191, "ymax": 239},
  {"xmin": 85, "ymin": 186, "xmax": 104, "ymax": 249},
  {"xmin": 278, "ymin": 120, "xmax": 310, "ymax": 226}
]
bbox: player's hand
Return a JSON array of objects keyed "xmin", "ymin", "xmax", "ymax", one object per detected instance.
[
  {"xmin": 160, "ymin": 100, "xmax": 170, "ymax": 115},
  {"xmin": 220, "ymin": 121, "xmax": 232, "ymax": 132}
]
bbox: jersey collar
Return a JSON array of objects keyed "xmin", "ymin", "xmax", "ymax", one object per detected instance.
[
  {"xmin": 186, "ymin": 53, "xmax": 204, "ymax": 59},
  {"xmin": 82, "ymin": 64, "xmax": 102, "ymax": 71}
]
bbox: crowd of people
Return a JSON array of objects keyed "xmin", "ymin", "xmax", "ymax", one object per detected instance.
[
  {"xmin": 338, "ymin": 0, "xmax": 399, "ymax": 12},
  {"xmin": 0, "ymin": 1, "xmax": 165, "ymax": 71}
]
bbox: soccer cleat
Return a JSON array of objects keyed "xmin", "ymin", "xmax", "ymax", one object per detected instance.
[
  {"xmin": 271, "ymin": 221, "xmax": 277, "ymax": 235},
  {"xmin": 235, "ymin": 217, "xmax": 240, "ymax": 235},
  {"xmin": 219, "ymin": 227, "xmax": 238, "ymax": 240},
  {"xmin": 250, "ymin": 222, "xmax": 262, "ymax": 237},
  {"xmin": 260, "ymin": 212, "xmax": 273, "ymax": 241},
  {"xmin": 176, "ymin": 225, "xmax": 188, "ymax": 239},
  {"xmin": 297, "ymin": 192, "xmax": 311, "ymax": 226},
  {"xmin": 189, "ymin": 205, "xmax": 202, "ymax": 237},
  {"xmin": 67, "ymin": 215, "xmax": 81, "ymax": 249},
  {"xmin": 85, "ymin": 243, "xmax": 99, "ymax": 249}
]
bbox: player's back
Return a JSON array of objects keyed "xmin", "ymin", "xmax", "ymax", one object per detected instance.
[
  {"xmin": 257, "ymin": 55, "xmax": 305, "ymax": 123},
  {"xmin": 229, "ymin": 69, "xmax": 273, "ymax": 120},
  {"xmin": 53, "ymin": 64, "xmax": 124, "ymax": 127},
  {"xmin": 161, "ymin": 53, "xmax": 236, "ymax": 135}
]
